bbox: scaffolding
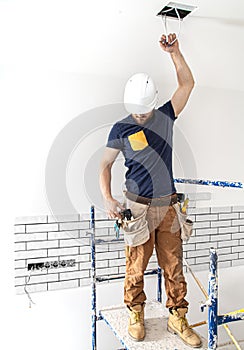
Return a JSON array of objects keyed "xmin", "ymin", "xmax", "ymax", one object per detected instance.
[
  {"xmin": 89, "ymin": 205, "xmax": 208, "ymax": 350},
  {"xmin": 88, "ymin": 198, "xmax": 244, "ymax": 350}
]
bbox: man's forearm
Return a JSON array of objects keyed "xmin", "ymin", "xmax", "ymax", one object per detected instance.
[
  {"xmin": 170, "ymin": 50, "xmax": 194, "ymax": 88},
  {"xmin": 99, "ymin": 164, "xmax": 113, "ymax": 200}
]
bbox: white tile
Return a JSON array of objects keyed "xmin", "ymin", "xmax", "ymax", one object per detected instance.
[
  {"xmin": 47, "ymin": 247, "xmax": 79, "ymax": 257},
  {"xmin": 95, "ymin": 220, "xmax": 114, "ymax": 228},
  {"xmin": 14, "ymin": 232, "xmax": 48, "ymax": 242},
  {"xmin": 14, "ymin": 242, "xmax": 26, "ymax": 251},
  {"xmin": 96, "ymin": 260, "xmax": 108, "ymax": 268},
  {"xmin": 231, "ymin": 219, "xmax": 244, "ymax": 226},
  {"xmin": 48, "ymin": 230, "xmax": 79, "ymax": 240},
  {"xmin": 15, "ymin": 268, "xmax": 28, "ymax": 277},
  {"xmin": 15, "ymin": 283, "xmax": 48, "ymax": 295},
  {"xmin": 26, "ymin": 283, "xmax": 48, "ymax": 293},
  {"xmin": 109, "ymin": 258, "xmax": 125, "ymax": 267},
  {"xmin": 217, "ymin": 247, "xmax": 231, "ymax": 255},
  {"xmin": 59, "ymin": 238, "xmax": 84, "ymax": 247},
  {"xmin": 195, "ymin": 228, "xmax": 218, "ymax": 236},
  {"xmin": 218, "ymin": 253, "xmax": 238, "ymax": 261},
  {"xmin": 47, "ymin": 264, "xmax": 78, "ymax": 274},
  {"xmin": 14, "ymin": 277, "xmax": 26, "ymax": 286},
  {"xmin": 79, "ymin": 278, "xmax": 91, "ymax": 287},
  {"xmin": 189, "ymin": 235, "xmax": 210, "ymax": 243},
  {"xmin": 193, "ymin": 221, "xmax": 211, "ymax": 229},
  {"xmin": 76, "ymin": 254, "xmax": 90, "ymax": 263},
  {"xmin": 187, "ymin": 249, "xmax": 209, "ymax": 258},
  {"xmin": 210, "ymin": 220, "xmax": 231, "ymax": 228},
  {"xmin": 96, "ymin": 251, "xmax": 119, "ymax": 261},
  {"xmin": 189, "ymin": 263, "xmax": 208, "ymax": 272},
  {"xmin": 15, "ymin": 249, "xmax": 47, "ymax": 260},
  {"xmin": 232, "ymin": 259, "xmax": 244, "ymax": 267},
  {"xmin": 79, "ymin": 245, "xmax": 91, "ymax": 254},
  {"xmin": 26, "ymin": 256, "xmax": 58, "ymax": 265},
  {"xmin": 79, "ymin": 261, "xmax": 91, "ymax": 270},
  {"xmin": 218, "ymin": 240, "xmax": 239, "ymax": 248},
  {"xmin": 27, "ymin": 240, "xmax": 59, "ymax": 250},
  {"xmin": 232, "ymin": 205, "xmax": 244, "ymax": 212},
  {"xmin": 196, "ymin": 256, "xmax": 210, "ymax": 264},
  {"xmin": 210, "ymin": 234, "xmax": 231, "ymax": 242},
  {"xmin": 196, "ymin": 242, "xmax": 217, "ymax": 250},
  {"xmin": 182, "ymin": 244, "xmax": 196, "ymax": 251},
  {"xmin": 119, "ymin": 266, "xmax": 126, "ymax": 274},
  {"xmin": 59, "ymin": 222, "xmax": 89, "ymax": 231},
  {"xmin": 27, "ymin": 273, "xmax": 59, "ymax": 284},
  {"xmin": 219, "ymin": 226, "xmax": 239, "ymax": 234},
  {"xmin": 26, "ymin": 223, "xmax": 59, "ymax": 233},
  {"xmin": 232, "ymin": 246, "xmax": 244, "ymax": 253},
  {"xmin": 14, "ymin": 225, "xmax": 25, "ymax": 233},
  {"xmin": 97, "ymin": 267, "xmax": 119, "ymax": 276},
  {"xmin": 14, "ymin": 260, "xmax": 26, "ymax": 268},
  {"xmin": 195, "ymin": 214, "xmax": 218, "ymax": 222},
  {"xmin": 219, "ymin": 213, "xmax": 239, "ymax": 220},
  {"xmin": 119, "ymin": 250, "xmax": 126, "ymax": 258},
  {"xmin": 232, "ymin": 232, "xmax": 244, "ymax": 239}
]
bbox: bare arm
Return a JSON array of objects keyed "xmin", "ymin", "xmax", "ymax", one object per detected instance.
[
  {"xmin": 99, "ymin": 147, "xmax": 124, "ymax": 218},
  {"xmin": 159, "ymin": 33, "xmax": 194, "ymax": 117}
]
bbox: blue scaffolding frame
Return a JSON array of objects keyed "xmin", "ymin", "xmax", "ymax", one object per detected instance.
[
  {"xmin": 89, "ymin": 206, "xmax": 244, "ymax": 350},
  {"xmin": 206, "ymin": 248, "xmax": 244, "ymax": 350}
]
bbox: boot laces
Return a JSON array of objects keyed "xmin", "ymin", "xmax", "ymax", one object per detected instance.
[
  {"xmin": 179, "ymin": 316, "xmax": 190, "ymax": 332},
  {"xmin": 131, "ymin": 310, "xmax": 142, "ymax": 324}
]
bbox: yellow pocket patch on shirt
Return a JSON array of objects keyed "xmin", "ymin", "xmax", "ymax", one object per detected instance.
[{"xmin": 128, "ymin": 130, "xmax": 148, "ymax": 151}]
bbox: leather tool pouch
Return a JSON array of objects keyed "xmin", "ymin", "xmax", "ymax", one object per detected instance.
[
  {"xmin": 122, "ymin": 201, "xmax": 150, "ymax": 247},
  {"xmin": 172, "ymin": 203, "xmax": 193, "ymax": 242}
]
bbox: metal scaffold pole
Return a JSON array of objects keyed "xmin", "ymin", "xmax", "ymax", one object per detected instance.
[
  {"xmin": 90, "ymin": 206, "xmax": 97, "ymax": 350},
  {"xmin": 208, "ymin": 248, "xmax": 218, "ymax": 350}
]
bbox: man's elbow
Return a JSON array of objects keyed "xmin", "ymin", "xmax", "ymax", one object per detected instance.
[{"xmin": 184, "ymin": 80, "xmax": 194, "ymax": 97}]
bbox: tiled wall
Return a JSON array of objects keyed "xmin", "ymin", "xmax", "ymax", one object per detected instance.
[{"xmin": 14, "ymin": 205, "xmax": 244, "ymax": 294}]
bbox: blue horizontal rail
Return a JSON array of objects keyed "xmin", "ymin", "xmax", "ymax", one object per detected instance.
[
  {"xmin": 217, "ymin": 313, "xmax": 244, "ymax": 326},
  {"xmin": 174, "ymin": 178, "xmax": 243, "ymax": 189}
]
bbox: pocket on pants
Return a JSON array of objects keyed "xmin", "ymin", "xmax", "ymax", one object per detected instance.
[{"xmin": 122, "ymin": 200, "xmax": 150, "ymax": 247}]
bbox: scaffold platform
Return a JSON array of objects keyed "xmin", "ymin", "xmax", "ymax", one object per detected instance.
[{"xmin": 99, "ymin": 300, "xmax": 208, "ymax": 350}]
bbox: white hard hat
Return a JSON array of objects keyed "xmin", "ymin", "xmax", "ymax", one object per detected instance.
[{"xmin": 124, "ymin": 73, "xmax": 158, "ymax": 114}]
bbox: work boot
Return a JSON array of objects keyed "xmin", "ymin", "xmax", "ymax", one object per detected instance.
[
  {"xmin": 167, "ymin": 307, "xmax": 202, "ymax": 348},
  {"xmin": 127, "ymin": 304, "xmax": 145, "ymax": 341}
]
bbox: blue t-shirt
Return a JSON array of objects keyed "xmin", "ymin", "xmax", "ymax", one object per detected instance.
[{"xmin": 106, "ymin": 101, "xmax": 177, "ymax": 198}]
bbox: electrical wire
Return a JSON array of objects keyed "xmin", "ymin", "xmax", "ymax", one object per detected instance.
[
  {"xmin": 24, "ymin": 267, "xmax": 36, "ymax": 308},
  {"xmin": 160, "ymin": 7, "xmax": 181, "ymax": 45}
]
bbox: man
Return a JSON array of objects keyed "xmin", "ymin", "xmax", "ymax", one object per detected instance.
[{"xmin": 99, "ymin": 33, "xmax": 202, "ymax": 348}]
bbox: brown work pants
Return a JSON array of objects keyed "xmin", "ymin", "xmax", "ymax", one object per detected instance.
[{"xmin": 124, "ymin": 201, "xmax": 188, "ymax": 309}]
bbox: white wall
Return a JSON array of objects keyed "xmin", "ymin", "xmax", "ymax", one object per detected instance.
[{"xmin": 1, "ymin": 1, "xmax": 244, "ymax": 349}]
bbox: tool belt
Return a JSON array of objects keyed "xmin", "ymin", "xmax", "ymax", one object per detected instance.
[{"xmin": 125, "ymin": 191, "xmax": 178, "ymax": 207}]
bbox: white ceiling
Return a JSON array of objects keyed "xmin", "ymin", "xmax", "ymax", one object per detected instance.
[{"xmin": 1, "ymin": 0, "xmax": 244, "ymax": 93}]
